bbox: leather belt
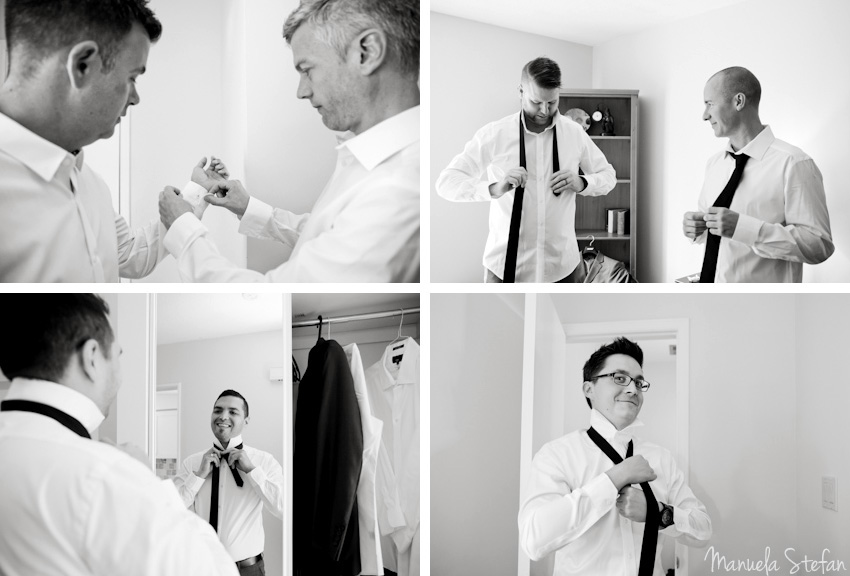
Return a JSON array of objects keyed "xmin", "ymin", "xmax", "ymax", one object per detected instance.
[{"xmin": 236, "ymin": 553, "xmax": 263, "ymax": 568}]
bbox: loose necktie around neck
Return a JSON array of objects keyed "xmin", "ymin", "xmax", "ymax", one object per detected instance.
[
  {"xmin": 0, "ymin": 399, "xmax": 91, "ymax": 439},
  {"xmin": 700, "ymin": 152, "xmax": 750, "ymax": 283},
  {"xmin": 503, "ymin": 112, "xmax": 560, "ymax": 283},
  {"xmin": 587, "ymin": 426, "xmax": 659, "ymax": 576},
  {"xmin": 209, "ymin": 442, "xmax": 245, "ymax": 532}
]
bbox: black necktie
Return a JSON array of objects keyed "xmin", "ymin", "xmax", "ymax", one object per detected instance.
[
  {"xmin": 587, "ymin": 427, "xmax": 658, "ymax": 576},
  {"xmin": 209, "ymin": 442, "xmax": 244, "ymax": 532},
  {"xmin": 504, "ymin": 113, "xmax": 560, "ymax": 283},
  {"xmin": 699, "ymin": 153, "xmax": 750, "ymax": 283},
  {"xmin": 0, "ymin": 399, "xmax": 91, "ymax": 438}
]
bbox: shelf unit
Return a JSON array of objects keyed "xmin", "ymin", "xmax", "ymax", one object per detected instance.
[{"xmin": 559, "ymin": 89, "xmax": 639, "ymax": 279}]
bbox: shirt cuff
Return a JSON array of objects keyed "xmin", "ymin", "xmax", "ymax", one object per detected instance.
[
  {"xmin": 731, "ymin": 212, "xmax": 762, "ymax": 246},
  {"xmin": 181, "ymin": 181, "xmax": 208, "ymax": 208},
  {"xmin": 238, "ymin": 196, "xmax": 274, "ymax": 236},
  {"xmin": 163, "ymin": 212, "xmax": 206, "ymax": 258},
  {"xmin": 247, "ymin": 466, "xmax": 266, "ymax": 485},
  {"xmin": 187, "ymin": 473, "xmax": 206, "ymax": 493},
  {"xmin": 588, "ymin": 471, "xmax": 620, "ymax": 509}
]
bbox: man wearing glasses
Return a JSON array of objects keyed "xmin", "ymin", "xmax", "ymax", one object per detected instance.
[{"xmin": 518, "ymin": 337, "xmax": 711, "ymax": 576}]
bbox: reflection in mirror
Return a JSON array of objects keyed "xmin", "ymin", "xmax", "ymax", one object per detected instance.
[{"xmin": 156, "ymin": 293, "xmax": 285, "ymax": 576}]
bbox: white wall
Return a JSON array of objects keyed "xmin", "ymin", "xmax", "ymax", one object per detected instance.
[
  {"xmin": 795, "ymin": 296, "xmax": 850, "ymax": 565},
  {"xmin": 549, "ymin": 294, "xmax": 799, "ymax": 574},
  {"xmin": 431, "ymin": 293, "xmax": 525, "ymax": 576},
  {"xmin": 243, "ymin": 0, "xmax": 338, "ymax": 272},
  {"xmin": 593, "ymin": 0, "xmax": 850, "ymax": 282},
  {"xmin": 158, "ymin": 330, "xmax": 284, "ymax": 576},
  {"xmin": 431, "ymin": 13, "xmax": 593, "ymax": 282},
  {"xmin": 130, "ymin": 0, "xmax": 245, "ymax": 282}
]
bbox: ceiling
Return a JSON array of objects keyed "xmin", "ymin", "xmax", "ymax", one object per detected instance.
[
  {"xmin": 431, "ymin": 0, "xmax": 752, "ymax": 46},
  {"xmin": 157, "ymin": 293, "xmax": 419, "ymax": 345}
]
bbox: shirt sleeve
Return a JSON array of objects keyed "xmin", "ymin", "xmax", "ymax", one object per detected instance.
[
  {"xmin": 81, "ymin": 455, "xmax": 237, "ymax": 576},
  {"xmin": 435, "ymin": 124, "xmax": 498, "ymax": 202},
  {"xmin": 115, "ymin": 215, "xmax": 166, "ymax": 279},
  {"xmin": 517, "ymin": 445, "xmax": 619, "ymax": 561},
  {"xmin": 577, "ymin": 132, "xmax": 617, "ymax": 197},
  {"xmin": 237, "ymin": 196, "xmax": 310, "ymax": 249},
  {"xmin": 731, "ymin": 158, "xmax": 834, "ymax": 264},
  {"xmin": 246, "ymin": 453, "xmax": 284, "ymax": 519},
  {"xmin": 163, "ymin": 178, "xmax": 419, "ymax": 283},
  {"xmin": 171, "ymin": 456, "xmax": 206, "ymax": 509},
  {"xmin": 658, "ymin": 454, "xmax": 712, "ymax": 546}
]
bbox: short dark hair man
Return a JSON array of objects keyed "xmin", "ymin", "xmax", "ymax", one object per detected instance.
[
  {"xmin": 0, "ymin": 294, "xmax": 237, "ymax": 575},
  {"xmin": 683, "ymin": 66, "xmax": 833, "ymax": 282},
  {"xmin": 436, "ymin": 56, "xmax": 616, "ymax": 283},
  {"xmin": 173, "ymin": 389, "xmax": 284, "ymax": 576},
  {"xmin": 518, "ymin": 337, "xmax": 711, "ymax": 575},
  {"xmin": 158, "ymin": 0, "xmax": 421, "ymax": 283},
  {"xmin": 0, "ymin": 0, "xmax": 227, "ymax": 282}
]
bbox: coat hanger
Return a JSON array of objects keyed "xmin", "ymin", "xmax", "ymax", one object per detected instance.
[
  {"xmin": 388, "ymin": 309, "xmax": 407, "ymax": 365},
  {"xmin": 316, "ymin": 315, "xmax": 323, "ymax": 344},
  {"xmin": 583, "ymin": 235, "xmax": 599, "ymax": 259}
]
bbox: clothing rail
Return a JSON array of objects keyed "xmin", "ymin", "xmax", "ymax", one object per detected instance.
[{"xmin": 291, "ymin": 307, "xmax": 420, "ymax": 328}]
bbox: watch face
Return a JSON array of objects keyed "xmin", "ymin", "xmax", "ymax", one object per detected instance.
[
  {"xmin": 662, "ymin": 507, "xmax": 673, "ymax": 526},
  {"xmin": 592, "ymin": 110, "xmax": 603, "ymax": 122}
]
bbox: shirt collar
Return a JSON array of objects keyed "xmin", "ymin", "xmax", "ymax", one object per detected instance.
[
  {"xmin": 589, "ymin": 408, "xmax": 644, "ymax": 442},
  {"xmin": 0, "ymin": 111, "xmax": 79, "ymax": 182},
  {"xmin": 726, "ymin": 125, "xmax": 774, "ymax": 161},
  {"xmin": 336, "ymin": 105, "xmax": 420, "ymax": 171},
  {"xmin": 5, "ymin": 378, "xmax": 105, "ymax": 434},
  {"xmin": 519, "ymin": 110, "xmax": 560, "ymax": 135},
  {"xmin": 380, "ymin": 337, "xmax": 420, "ymax": 389},
  {"xmin": 214, "ymin": 433, "xmax": 244, "ymax": 451}
]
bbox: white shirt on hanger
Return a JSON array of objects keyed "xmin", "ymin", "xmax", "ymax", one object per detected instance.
[
  {"xmin": 173, "ymin": 434, "xmax": 284, "ymax": 562},
  {"xmin": 343, "ymin": 343, "xmax": 385, "ymax": 575},
  {"xmin": 365, "ymin": 337, "xmax": 420, "ymax": 576},
  {"xmin": 0, "ymin": 379, "xmax": 236, "ymax": 576}
]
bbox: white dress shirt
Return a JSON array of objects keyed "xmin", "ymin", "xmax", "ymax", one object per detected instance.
[
  {"xmin": 343, "ymin": 343, "xmax": 385, "ymax": 575},
  {"xmin": 436, "ymin": 111, "xmax": 616, "ymax": 282},
  {"xmin": 0, "ymin": 112, "xmax": 165, "ymax": 282},
  {"xmin": 518, "ymin": 409, "xmax": 711, "ymax": 576},
  {"xmin": 163, "ymin": 105, "xmax": 421, "ymax": 283},
  {"xmin": 173, "ymin": 434, "xmax": 284, "ymax": 562},
  {"xmin": 365, "ymin": 338, "xmax": 420, "ymax": 576},
  {"xmin": 0, "ymin": 379, "xmax": 236, "ymax": 576},
  {"xmin": 696, "ymin": 125, "xmax": 833, "ymax": 282}
]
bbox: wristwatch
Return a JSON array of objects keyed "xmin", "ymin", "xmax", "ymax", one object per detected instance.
[{"xmin": 659, "ymin": 503, "xmax": 674, "ymax": 529}]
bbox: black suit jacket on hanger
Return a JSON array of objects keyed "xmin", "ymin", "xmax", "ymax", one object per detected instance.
[{"xmin": 294, "ymin": 337, "xmax": 363, "ymax": 576}]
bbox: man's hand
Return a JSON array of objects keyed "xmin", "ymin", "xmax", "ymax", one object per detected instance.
[
  {"xmin": 704, "ymin": 207, "xmax": 739, "ymax": 238},
  {"xmin": 549, "ymin": 169, "xmax": 585, "ymax": 196},
  {"xmin": 223, "ymin": 448, "xmax": 256, "ymax": 474},
  {"xmin": 605, "ymin": 455, "xmax": 657, "ymax": 491},
  {"xmin": 195, "ymin": 447, "xmax": 221, "ymax": 479},
  {"xmin": 683, "ymin": 211, "xmax": 707, "ymax": 240},
  {"xmin": 159, "ymin": 186, "xmax": 196, "ymax": 229},
  {"xmin": 191, "ymin": 156, "xmax": 229, "ymax": 191},
  {"xmin": 616, "ymin": 486, "xmax": 651, "ymax": 522},
  {"xmin": 205, "ymin": 180, "xmax": 251, "ymax": 218},
  {"xmin": 489, "ymin": 167, "xmax": 528, "ymax": 199}
]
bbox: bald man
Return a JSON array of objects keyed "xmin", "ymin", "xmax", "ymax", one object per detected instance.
[{"xmin": 683, "ymin": 66, "xmax": 833, "ymax": 282}]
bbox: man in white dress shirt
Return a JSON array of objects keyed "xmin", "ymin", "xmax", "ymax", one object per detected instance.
[
  {"xmin": 436, "ymin": 57, "xmax": 616, "ymax": 283},
  {"xmin": 518, "ymin": 338, "xmax": 711, "ymax": 576},
  {"xmin": 683, "ymin": 66, "xmax": 833, "ymax": 282},
  {"xmin": 0, "ymin": 294, "xmax": 237, "ymax": 576},
  {"xmin": 174, "ymin": 390, "xmax": 284, "ymax": 576},
  {"xmin": 158, "ymin": 0, "xmax": 420, "ymax": 283},
  {"xmin": 0, "ymin": 0, "xmax": 228, "ymax": 282}
]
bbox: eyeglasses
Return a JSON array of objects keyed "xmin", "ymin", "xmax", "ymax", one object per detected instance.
[{"xmin": 590, "ymin": 372, "xmax": 651, "ymax": 392}]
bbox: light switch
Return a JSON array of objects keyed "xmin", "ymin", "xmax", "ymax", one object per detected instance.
[{"xmin": 822, "ymin": 476, "xmax": 836, "ymax": 511}]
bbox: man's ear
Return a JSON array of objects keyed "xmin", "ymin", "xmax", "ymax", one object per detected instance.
[
  {"xmin": 582, "ymin": 380, "xmax": 594, "ymax": 403},
  {"xmin": 351, "ymin": 28, "xmax": 387, "ymax": 75},
  {"xmin": 77, "ymin": 339, "xmax": 101, "ymax": 383},
  {"xmin": 66, "ymin": 41, "xmax": 101, "ymax": 89}
]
